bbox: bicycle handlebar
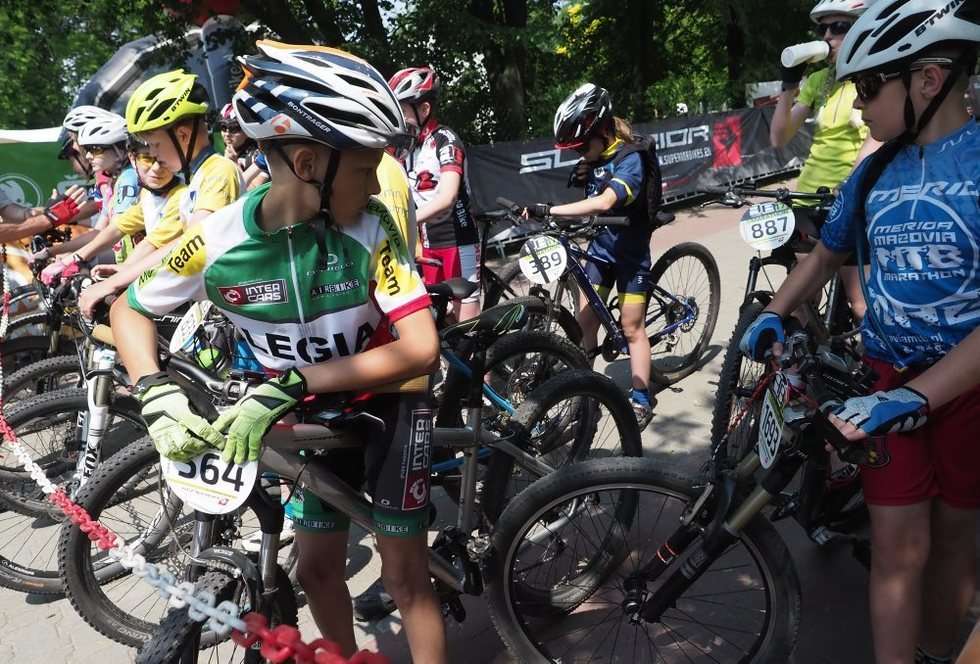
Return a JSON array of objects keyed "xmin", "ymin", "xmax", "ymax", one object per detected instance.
[{"xmin": 495, "ymin": 197, "xmax": 629, "ymax": 230}]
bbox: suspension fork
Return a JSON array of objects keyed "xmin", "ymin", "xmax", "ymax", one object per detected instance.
[
  {"xmin": 637, "ymin": 450, "xmax": 802, "ymax": 622},
  {"xmin": 72, "ymin": 346, "xmax": 116, "ymax": 495}
]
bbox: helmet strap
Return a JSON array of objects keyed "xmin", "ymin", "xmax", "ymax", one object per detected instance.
[
  {"xmin": 167, "ymin": 118, "xmax": 201, "ymax": 184},
  {"xmin": 272, "ymin": 142, "xmax": 342, "ymax": 220},
  {"xmin": 901, "ymin": 52, "xmax": 972, "ymax": 142}
]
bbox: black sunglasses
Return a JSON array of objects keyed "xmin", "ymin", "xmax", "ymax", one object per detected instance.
[
  {"xmin": 853, "ymin": 58, "xmax": 955, "ymax": 102},
  {"xmin": 814, "ymin": 20, "xmax": 852, "ymax": 38}
]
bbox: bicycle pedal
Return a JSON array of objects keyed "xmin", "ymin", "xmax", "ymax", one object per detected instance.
[{"xmin": 770, "ymin": 493, "xmax": 799, "ymax": 521}]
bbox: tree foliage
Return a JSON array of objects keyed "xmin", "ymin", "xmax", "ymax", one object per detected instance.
[{"xmin": 0, "ymin": 0, "xmax": 817, "ymax": 143}]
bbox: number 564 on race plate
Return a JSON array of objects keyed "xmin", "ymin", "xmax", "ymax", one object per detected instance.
[{"xmin": 161, "ymin": 452, "xmax": 258, "ymax": 515}]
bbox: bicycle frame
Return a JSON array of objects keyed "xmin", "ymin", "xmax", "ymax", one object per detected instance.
[{"xmin": 551, "ymin": 234, "xmax": 698, "ymax": 354}]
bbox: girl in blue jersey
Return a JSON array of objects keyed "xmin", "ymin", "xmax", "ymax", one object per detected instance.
[
  {"xmin": 543, "ymin": 83, "xmax": 661, "ymax": 427},
  {"xmin": 740, "ymin": 3, "xmax": 980, "ymax": 662}
]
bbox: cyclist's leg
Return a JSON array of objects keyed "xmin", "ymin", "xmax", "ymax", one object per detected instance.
[
  {"xmin": 289, "ymin": 488, "xmax": 358, "ymax": 655},
  {"xmin": 921, "ymin": 500, "xmax": 976, "ymax": 660},
  {"xmin": 858, "ymin": 358, "xmax": 980, "ymax": 664},
  {"xmin": 619, "ymin": 296, "xmax": 651, "ymax": 389},
  {"xmin": 456, "ymin": 243, "xmax": 481, "ymax": 321},
  {"xmin": 920, "ymin": 384, "xmax": 980, "ymax": 659},
  {"xmin": 867, "ymin": 501, "xmax": 931, "ymax": 664},
  {"xmin": 366, "ymin": 393, "xmax": 447, "ymax": 664},
  {"xmin": 578, "ymin": 255, "xmax": 613, "ymax": 353},
  {"xmin": 617, "ymin": 261, "xmax": 653, "ymax": 391}
]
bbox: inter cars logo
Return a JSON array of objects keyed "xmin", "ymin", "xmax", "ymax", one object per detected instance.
[{"xmin": 218, "ymin": 279, "xmax": 288, "ymax": 305}]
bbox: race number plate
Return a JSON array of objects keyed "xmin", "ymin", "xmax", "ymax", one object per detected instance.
[
  {"xmin": 168, "ymin": 300, "xmax": 215, "ymax": 354},
  {"xmin": 518, "ymin": 235, "xmax": 568, "ymax": 285},
  {"xmin": 739, "ymin": 202, "xmax": 796, "ymax": 251},
  {"xmin": 757, "ymin": 372, "xmax": 789, "ymax": 469},
  {"xmin": 161, "ymin": 452, "xmax": 257, "ymax": 515}
]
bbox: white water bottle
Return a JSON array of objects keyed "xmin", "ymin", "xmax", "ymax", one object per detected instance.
[{"xmin": 781, "ymin": 40, "xmax": 830, "ymax": 68}]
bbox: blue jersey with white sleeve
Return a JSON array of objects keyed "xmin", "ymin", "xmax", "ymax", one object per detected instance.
[{"xmin": 821, "ymin": 120, "xmax": 980, "ymax": 365}]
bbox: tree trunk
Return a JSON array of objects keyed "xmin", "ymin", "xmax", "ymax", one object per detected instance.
[
  {"xmin": 470, "ymin": 0, "xmax": 529, "ymax": 140},
  {"xmin": 725, "ymin": 4, "xmax": 746, "ymax": 108},
  {"xmin": 239, "ymin": 0, "xmax": 312, "ymax": 43},
  {"xmin": 300, "ymin": 0, "xmax": 344, "ymax": 45}
]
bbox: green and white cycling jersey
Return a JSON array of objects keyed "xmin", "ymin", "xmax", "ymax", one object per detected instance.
[{"xmin": 127, "ymin": 183, "xmax": 431, "ymax": 371}]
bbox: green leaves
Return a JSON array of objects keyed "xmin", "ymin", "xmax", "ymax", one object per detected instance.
[{"xmin": 4, "ymin": 0, "xmax": 816, "ymax": 143}]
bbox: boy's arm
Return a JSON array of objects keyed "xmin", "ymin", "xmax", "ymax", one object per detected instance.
[
  {"xmin": 416, "ymin": 170, "xmax": 461, "ymax": 224},
  {"xmin": 75, "ymin": 225, "xmax": 124, "ymax": 263},
  {"xmin": 298, "ymin": 308, "xmax": 439, "ymax": 393}
]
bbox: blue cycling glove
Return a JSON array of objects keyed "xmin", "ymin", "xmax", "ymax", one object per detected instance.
[
  {"xmin": 832, "ymin": 387, "xmax": 929, "ymax": 436},
  {"xmin": 738, "ymin": 311, "xmax": 785, "ymax": 362}
]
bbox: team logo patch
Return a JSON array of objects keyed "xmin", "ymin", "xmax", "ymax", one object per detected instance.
[
  {"xmin": 218, "ymin": 279, "xmax": 288, "ymax": 305},
  {"xmin": 401, "ymin": 409, "xmax": 432, "ymax": 511},
  {"xmin": 862, "ymin": 436, "xmax": 890, "ymax": 469},
  {"xmin": 271, "ymin": 114, "xmax": 292, "ymax": 134},
  {"xmin": 166, "ymin": 232, "xmax": 206, "ymax": 277}
]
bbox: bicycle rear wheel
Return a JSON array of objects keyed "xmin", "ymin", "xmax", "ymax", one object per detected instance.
[
  {"xmin": 487, "ymin": 458, "xmax": 800, "ymax": 663},
  {"xmin": 646, "ymin": 242, "xmax": 720, "ymax": 384}
]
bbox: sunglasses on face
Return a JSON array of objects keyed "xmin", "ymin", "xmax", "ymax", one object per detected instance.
[
  {"xmin": 853, "ymin": 58, "xmax": 954, "ymax": 102},
  {"xmin": 814, "ymin": 20, "xmax": 852, "ymax": 38},
  {"xmin": 133, "ymin": 153, "xmax": 158, "ymax": 168},
  {"xmin": 219, "ymin": 123, "xmax": 242, "ymax": 133},
  {"xmin": 86, "ymin": 145, "xmax": 112, "ymax": 156}
]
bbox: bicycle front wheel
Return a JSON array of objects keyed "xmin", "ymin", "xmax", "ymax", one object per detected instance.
[
  {"xmin": 646, "ymin": 242, "xmax": 720, "ymax": 384},
  {"xmin": 487, "ymin": 458, "xmax": 801, "ymax": 664},
  {"xmin": 135, "ymin": 567, "xmax": 297, "ymax": 664}
]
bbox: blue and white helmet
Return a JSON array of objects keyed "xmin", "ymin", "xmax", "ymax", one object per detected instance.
[{"xmin": 233, "ymin": 40, "xmax": 410, "ymax": 151}]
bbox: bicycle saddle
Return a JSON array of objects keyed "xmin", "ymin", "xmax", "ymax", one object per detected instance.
[
  {"xmin": 426, "ymin": 278, "xmax": 479, "ymax": 301},
  {"xmin": 440, "ymin": 299, "xmax": 545, "ymax": 343}
]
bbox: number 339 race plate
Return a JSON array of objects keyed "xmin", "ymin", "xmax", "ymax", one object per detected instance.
[{"xmin": 161, "ymin": 452, "xmax": 258, "ymax": 514}]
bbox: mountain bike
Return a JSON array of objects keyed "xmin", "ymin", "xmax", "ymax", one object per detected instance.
[
  {"xmin": 494, "ymin": 197, "xmax": 720, "ymax": 384},
  {"xmin": 703, "ymin": 184, "xmax": 861, "ymax": 467},
  {"xmin": 483, "ymin": 327, "xmax": 879, "ymax": 662},
  {"xmin": 58, "ymin": 299, "xmax": 640, "ymax": 648}
]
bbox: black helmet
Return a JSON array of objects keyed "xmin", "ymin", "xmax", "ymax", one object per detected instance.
[{"xmin": 553, "ymin": 83, "xmax": 612, "ymax": 150}]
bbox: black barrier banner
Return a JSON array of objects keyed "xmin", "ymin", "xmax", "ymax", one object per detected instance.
[{"xmin": 467, "ymin": 107, "xmax": 813, "ymax": 215}]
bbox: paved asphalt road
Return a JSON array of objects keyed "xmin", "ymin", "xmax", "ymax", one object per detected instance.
[{"xmin": 1, "ymin": 186, "xmax": 977, "ymax": 662}]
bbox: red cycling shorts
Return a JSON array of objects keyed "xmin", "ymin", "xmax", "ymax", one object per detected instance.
[
  {"xmin": 859, "ymin": 357, "xmax": 980, "ymax": 509},
  {"xmin": 420, "ymin": 244, "xmax": 480, "ymax": 303}
]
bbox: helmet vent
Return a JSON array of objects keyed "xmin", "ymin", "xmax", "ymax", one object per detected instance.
[
  {"xmin": 868, "ymin": 12, "xmax": 935, "ymax": 54},
  {"xmin": 875, "ymin": 0, "xmax": 912, "ymax": 20}
]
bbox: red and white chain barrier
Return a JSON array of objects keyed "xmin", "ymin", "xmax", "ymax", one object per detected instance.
[{"xmin": 0, "ymin": 248, "xmax": 388, "ymax": 664}]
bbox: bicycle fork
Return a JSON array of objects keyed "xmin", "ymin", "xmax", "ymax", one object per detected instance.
[
  {"xmin": 71, "ymin": 346, "xmax": 116, "ymax": 496},
  {"xmin": 628, "ymin": 449, "xmax": 806, "ymax": 623}
]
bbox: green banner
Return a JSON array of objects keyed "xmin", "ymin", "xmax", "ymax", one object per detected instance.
[{"xmin": 0, "ymin": 141, "xmax": 87, "ymax": 208}]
